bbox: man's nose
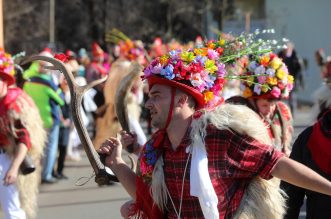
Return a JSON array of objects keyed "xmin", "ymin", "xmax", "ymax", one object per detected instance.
[{"xmin": 145, "ymin": 98, "xmax": 151, "ymax": 109}]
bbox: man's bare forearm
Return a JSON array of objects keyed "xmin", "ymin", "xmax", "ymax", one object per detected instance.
[
  {"xmin": 110, "ymin": 159, "xmax": 137, "ymax": 199},
  {"xmin": 272, "ymin": 156, "xmax": 331, "ymax": 196}
]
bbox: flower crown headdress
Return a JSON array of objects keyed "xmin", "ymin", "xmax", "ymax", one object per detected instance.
[
  {"xmin": 240, "ymin": 52, "xmax": 294, "ymax": 99},
  {"xmin": 0, "ymin": 49, "xmax": 16, "ymax": 85},
  {"xmin": 143, "ymin": 29, "xmax": 284, "ymax": 109},
  {"xmin": 105, "ymin": 28, "xmax": 148, "ymax": 64},
  {"xmin": 143, "ymin": 47, "xmax": 228, "ymax": 109}
]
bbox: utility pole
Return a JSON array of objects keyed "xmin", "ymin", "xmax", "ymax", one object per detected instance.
[
  {"xmin": 0, "ymin": 0, "xmax": 4, "ymax": 48},
  {"xmin": 49, "ymin": 0, "xmax": 55, "ymax": 44},
  {"xmin": 245, "ymin": 12, "xmax": 251, "ymax": 33}
]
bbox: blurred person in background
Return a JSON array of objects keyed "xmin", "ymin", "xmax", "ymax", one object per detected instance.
[
  {"xmin": 23, "ymin": 49, "xmax": 64, "ymax": 184},
  {"xmin": 52, "ymin": 52, "xmax": 75, "ymax": 179},
  {"xmin": 227, "ymin": 53, "xmax": 294, "ymax": 156},
  {"xmin": 278, "ymin": 42, "xmax": 303, "ymax": 115},
  {"xmin": 281, "ymin": 93, "xmax": 331, "ymax": 218},
  {"xmin": 77, "ymin": 48, "xmax": 91, "ymax": 78},
  {"xmin": 313, "ymin": 47, "xmax": 331, "ymax": 119},
  {"xmin": 93, "ymin": 32, "xmax": 147, "ymax": 151},
  {"xmin": 86, "ymin": 42, "xmax": 108, "ymax": 109},
  {"xmin": 0, "ymin": 49, "xmax": 46, "ymax": 219}
]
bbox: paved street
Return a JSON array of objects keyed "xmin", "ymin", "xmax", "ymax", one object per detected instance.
[{"xmin": 1, "ymin": 109, "xmax": 312, "ymax": 219}]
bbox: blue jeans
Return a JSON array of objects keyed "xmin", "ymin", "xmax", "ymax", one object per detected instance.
[{"xmin": 42, "ymin": 122, "xmax": 60, "ymax": 180}]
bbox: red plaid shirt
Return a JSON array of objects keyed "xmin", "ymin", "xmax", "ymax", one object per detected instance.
[{"xmin": 163, "ymin": 124, "xmax": 283, "ymax": 219}]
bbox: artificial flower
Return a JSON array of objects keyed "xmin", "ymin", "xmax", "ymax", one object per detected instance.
[
  {"xmin": 207, "ymin": 49, "xmax": 219, "ymax": 60},
  {"xmin": 270, "ymin": 87, "xmax": 281, "ymax": 98},
  {"xmin": 254, "ymin": 84, "xmax": 262, "ymax": 95},
  {"xmin": 277, "ymin": 82, "xmax": 285, "ymax": 90},
  {"xmin": 206, "ymin": 41, "xmax": 216, "ymax": 49},
  {"xmin": 276, "ymin": 68, "xmax": 286, "ymax": 80},
  {"xmin": 270, "ymin": 57, "xmax": 282, "ymax": 69},
  {"xmin": 260, "ymin": 55, "xmax": 270, "ymax": 67},
  {"xmin": 266, "ymin": 68, "xmax": 276, "ymax": 77},
  {"xmin": 181, "ymin": 51, "xmax": 196, "ymax": 62},
  {"xmin": 203, "ymin": 91, "xmax": 214, "ymax": 103},
  {"xmin": 194, "ymin": 48, "xmax": 208, "ymax": 56},
  {"xmin": 266, "ymin": 76, "xmax": 278, "ymax": 85},
  {"xmin": 160, "ymin": 64, "xmax": 175, "ymax": 80},
  {"xmin": 240, "ymin": 52, "xmax": 294, "ymax": 99},
  {"xmin": 287, "ymin": 83, "xmax": 293, "ymax": 91},
  {"xmin": 217, "ymin": 63, "xmax": 226, "ymax": 77},
  {"xmin": 218, "ymin": 39, "xmax": 225, "ymax": 46},
  {"xmin": 216, "ymin": 47, "xmax": 224, "ymax": 56},
  {"xmin": 204, "ymin": 59, "xmax": 217, "ymax": 73},
  {"xmin": 257, "ymin": 75, "xmax": 267, "ymax": 84},
  {"xmin": 282, "ymin": 88, "xmax": 289, "ymax": 98},
  {"xmin": 243, "ymin": 87, "xmax": 253, "ymax": 97},
  {"xmin": 248, "ymin": 61, "xmax": 258, "ymax": 71},
  {"xmin": 287, "ymin": 75, "xmax": 294, "ymax": 83},
  {"xmin": 254, "ymin": 65, "xmax": 266, "ymax": 75},
  {"xmin": 160, "ymin": 55, "xmax": 170, "ymax": 65},
  {"xmin": 261, "ymin": 84, "xmax": 270, "ymax": 93}
]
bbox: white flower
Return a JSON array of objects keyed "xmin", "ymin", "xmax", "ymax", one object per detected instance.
[
  {"xmin": 282, "ymin": 88, "xmax": 289, "ymax": 98},
  {"xmin": 254, "ymin": 84, "xmax": 262, "ymax": 95},
  {"xmin": 266, "ymin": 68, "xmax": 276, "ymax": 77},
  {"xmin": 282, "ymin": 77, "xmax": 288, "ymax": 85},
  {"xmin": 254, "ymin": 65, "xmax": 266, "ymax": 75},
  {"xmin": 190, "ymin": 73, "xmax": 204, "ymax": 87},
  {"xmin": 248, "ymin": 61, "xmax": 257, "ymax": 71}
]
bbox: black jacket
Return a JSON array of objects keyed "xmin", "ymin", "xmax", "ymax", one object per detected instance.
[{"xmin": 281, "ymin": 126, "xmax": 331, "ymax": 219}]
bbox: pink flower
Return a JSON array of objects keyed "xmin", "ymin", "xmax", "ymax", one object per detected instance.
[
  {"xmin": 287, "ymin": 83, "xmax": 294, "ymax": 91},
  {"xmin": 257, "ymin": 75, "xmax": 267, "ymax": 84},
  {"xmin": 270, "ymin": 87, "xmax": 281, "ymax": 98},
  {"xmin": 207, "ymin": 49, "xmax": 219, "ymax": 60}
]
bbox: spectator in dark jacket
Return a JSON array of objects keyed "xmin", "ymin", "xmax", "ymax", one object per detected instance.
[
  {"xmin": 281, "ymin": 108, "xmax": 331, "ymax": 219},
  {"xmin": 278, "ymin": 42, "xmax": 303, "ymax": 115}
]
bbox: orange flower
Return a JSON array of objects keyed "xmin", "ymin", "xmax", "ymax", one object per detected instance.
[
  {"xmin": 260, "ymin": 55, "xmax": 270, "ymax": 67},
  {"xmin": 266, "ymin": 76, "xmax": 278, "ymax": 85},
  {"xmin": 159, "ymin": 55, "xmax": 169, "ymax": 65},
  {"xmin": 242, "ymin": 87, "xmax": 253, "ymax": 98},
  {"xmin": 207, "ymin": 41, "xmax": 215, "ymax": 49},
  {"xmin": 194, "ymin": 48, "xmax": 208, "ymax": 56},
  {"xmin": 204, "ymin": 91, "xmax": 214, "ymax": 103},
  {"xmin": 125, "ymin": 39, "xmax": 134, "ymax": 49}
]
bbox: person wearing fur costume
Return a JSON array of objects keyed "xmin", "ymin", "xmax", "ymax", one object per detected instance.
[
  {"xmin": 98, "ymin": 47, "xmax": 331, "ymax": 219},
  {"xmin": 227, "ymin": 53, "xmax": 294, "ymax": 156},
  {"xmin": 0, "ymin": 50, "xmax": 46, "ymax": 219},
  {"xmin": 93, "ymin": 36, "xmax": 147, "ymax": 152}
]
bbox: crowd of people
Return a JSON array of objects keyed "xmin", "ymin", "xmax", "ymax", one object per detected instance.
[{"xmin": 0, "ymin": 29, "xmax": 330, "ymax": 219}]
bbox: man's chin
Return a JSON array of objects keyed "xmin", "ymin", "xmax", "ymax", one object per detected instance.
[{"xmin": 151, "ymin": 121, "xmax": 163, "ymax": 129}]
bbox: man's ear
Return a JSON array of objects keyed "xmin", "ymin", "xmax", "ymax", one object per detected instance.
[{"xmin": 177, "ymin": 94, "xmax": 189, "ymax": 107}]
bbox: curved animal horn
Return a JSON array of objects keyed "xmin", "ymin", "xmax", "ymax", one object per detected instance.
[
  {"xmin": 21, "ymin": 55, "xmax": 118, "ymax": 185},
  {"xmin": 115, "ymin": 62, "xmax": 142, "ymax": 150},
  {"xmin": 115, "ymin": 62, "xmax": 142, "ymax": 171}
]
